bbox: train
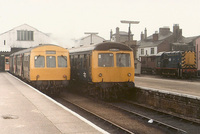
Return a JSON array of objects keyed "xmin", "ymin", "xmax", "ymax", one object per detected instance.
[
  {"xmin": 141, "ymin": 51, "xmax": 197, "ymax": 78},
  {"xmin": 69, "ymin": 42, "xmax": 135, "ymax": 99},
  {"xmin": 9, "ymin": 44, "xmax": 71, "ymax": 95}
]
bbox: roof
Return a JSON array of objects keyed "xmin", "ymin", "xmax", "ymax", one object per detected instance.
[
  {"xmin": 171, "ymin": 36, "xmax": 200, "ymax": 46},
  {"xmin": 161, "ymin": 51, "xmax": 184, "ymax": 56},
  {"xmin": 94, "ymin": 42, "xmax": 132, "ymax": 51},
  {"xmin": 0, "ymin": 46, "xmax": 11, "ymax": 52},
  {"xmin": 179, "ymin": 36, "xmax": 200, "ymax": 44},
  {"xmin": 138, "ymin": 32, "xmax": 172, "ymax": 48},
  {"xmin": 0, "ymin": 24, "xmax": 50, "ymax": 37},
  {"xmin": 69, "ymin": 42, "xmax": 132, "ymax": 53},
  {"xmin": 80, "ymin": 34, "xmax": 105, "ymax": 40},
  {"xmin": 112, "ymin": 31, "xmax": 133, "ymax": 36},
  {"xmin": 10, "ymin": 44, "xmax": 62, "ymax": 56},
  {"xmin": 138, "ymin": 40, "xmax": 163, "ymax": 48},
  {"xmin": 156, "ymin": 51, "xmax": 165, "ymax": 56},
  {"xmin": 145, "ymin": 32, "xmax": 172, "ymax": 41}
]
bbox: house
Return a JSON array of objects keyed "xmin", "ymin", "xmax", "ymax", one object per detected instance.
[
  {"xmin": 137, "ymin": 24, "xmax": 200, "ymax": 76},
  {"xmin": 0, "ymin": 24, "xmax": 57, "ymax": 71},
  {"xmin": 137, "ymin": 24, "xmax": 183, "ymax": 60}
]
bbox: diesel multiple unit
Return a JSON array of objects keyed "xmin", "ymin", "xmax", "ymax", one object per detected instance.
[
  {"xmin": 69, "ymin": 42, "xmax": 135, "ymax": 99},
  {"xmin": 9, "ymin": 44, "xmax": 71, "ymax": 95}
]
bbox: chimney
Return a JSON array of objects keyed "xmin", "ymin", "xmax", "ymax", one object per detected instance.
[
  {"xmin": 153, "ymin": 31, "xmax": 159, "ymax": 41},
  {"xmin": 159, "ymin": 27, "xmax": 170, "ymax": 36},
  {"xmin": 116, "ymin": 27, "xmax": 120, "ymax": 42},
  {"xmin": 144, "ymin": 28, "xmax": 147, "ymax": 39},
  {"xmin": 141, "ymin": 32, "xmax": 144, "ymax": 41},
  {"xmin": 173, "ymin": 24, "xmax": 182, "ymax": 42},
  {"xmin": 110, "ymin": 29, "xmax": 113, "ymax": 41}
]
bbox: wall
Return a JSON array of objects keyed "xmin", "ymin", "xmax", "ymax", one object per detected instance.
[
  {"xmin": 134, "ymin": 60, "xmax": 141, "ymax": 75},
  {"xmin": 196, "ymin": 37, "xmax": 200, "ymax": 73},
  {"xmin": 137, "ymin": 46, "xmax": 157, "ymax": 60},
  {"xmin": 157, "ymin": 41, "xmax": 170, "ymax": 52},
  {"xmin": 133, "ymin": 87, "xmax": 200, "ymax": 120}
]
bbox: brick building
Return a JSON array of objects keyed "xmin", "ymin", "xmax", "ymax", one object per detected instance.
[
  {"xmin": 137, "ymin": 24, "xmax": 184, "ymax": 60},
  {"xmin": 137, "ymin": 24, "xmax": 200, "ymax": 75}
]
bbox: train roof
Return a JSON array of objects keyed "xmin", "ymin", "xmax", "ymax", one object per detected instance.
[
  {"xmin": 161, "ymin": 51, "xmax": 184, "ymax": 56},
  {"xmin": 69, "ymin": 42, "xmax": 132, "ymax": 53},
  {"xmin": 10, "ymin": 44, "xmax": 64, "ymax": 56}
]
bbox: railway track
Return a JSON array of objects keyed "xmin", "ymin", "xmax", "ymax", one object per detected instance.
[
  {"xmin": 53, "ymin": 91, "xmax": 196, "ymax": 134},
  {"xmin": 55, "ymin": 97, "xmax": 133, "ymax": 134},
  {"xmin": 109, "ymin": 100, "xmax": 200, "ymax": 134}
]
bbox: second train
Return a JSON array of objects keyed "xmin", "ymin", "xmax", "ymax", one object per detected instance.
[
  {"xmin": 69, "ymin": 42, "xmax": 135, "ymax": 100},
  {"xmin": 141, "ymin": 51, "xmax": 197, "ymax": 78}
]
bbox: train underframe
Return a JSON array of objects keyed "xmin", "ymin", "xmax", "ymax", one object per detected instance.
[
  {"xmin": 160, "ymin": 68, "xmax": 197, "ymax": 78},
  {"xmin": 32, "ymin": 80, "xmax": 69, "ymax": 95},
  {"xmin": 86, "ymin": 82, "xmax": 135, "ymax": 100}
]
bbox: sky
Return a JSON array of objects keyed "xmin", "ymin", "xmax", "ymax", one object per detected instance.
[{"xmin": 0, "ymin": 0, "xmax": 200, "ymax": 48}]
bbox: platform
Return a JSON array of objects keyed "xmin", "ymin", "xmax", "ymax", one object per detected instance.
[
  {"xmin": 135, "ymin": 76, "xmax": 200, "ymax": 99},
  {"xmin": 0, "ymin": 72, "xmax": 108, "ymax": 134}
]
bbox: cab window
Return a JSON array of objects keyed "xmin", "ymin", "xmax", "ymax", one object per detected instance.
[
  {"xmin": 46, "ymin": 56, "xmax": 56, "ymax": 68},
  {"xmin": 116, "ymin": 53, "xmax": 131, "ymax": 67},
  {"xmin": 58, "ymin": 56, "xmax": 67, "ymax": 67},
  {"xmin": 34, "ymin": 56, "xmax": 45, "ymax": 68},
  {"xmin": 98, "ymin": 53, "xmax": 114, "ymax": 67}
]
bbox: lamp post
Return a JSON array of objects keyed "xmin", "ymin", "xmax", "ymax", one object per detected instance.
[
  {"xmin": 120, "ymin": 20, "xmax": 140, "ymax": 44},
  {"xmin": 84, "ymin": 32, "xmax": 98, "ymax": 45}
]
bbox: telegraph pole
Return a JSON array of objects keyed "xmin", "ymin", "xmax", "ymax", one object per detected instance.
[
  {"xmin": 84, "ymin": 32, "xmax": 98, "ymax": 45},
  {"xmin": 120, "ymin": 20, "xmax": 140, "ymax": 44}
]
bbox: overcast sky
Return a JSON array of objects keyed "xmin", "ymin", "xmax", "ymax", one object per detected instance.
[{"xmin": 0, "ymin": 0, "xmax": 200, "ymax": 48}]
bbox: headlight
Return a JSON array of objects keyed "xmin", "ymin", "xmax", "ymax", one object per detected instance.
[
  {"xmin": 36, "ymin": 75, "xmax": 40, "ymax": 80},
  {"xmin": 63, "ymin": 75, "xmax": 67, "ymax": 79},
  {"xmin": 127, "ymin": 73, "xmax": 131, "ymax": 77},
  {"xmin": 99, "ymin": 73, "xmax": 102, "ymax": 77}
]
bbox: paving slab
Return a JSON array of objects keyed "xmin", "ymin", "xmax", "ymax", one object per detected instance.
[{"xmin": 0, "ymin": 72, "xmax": 107, "ymax": 134}]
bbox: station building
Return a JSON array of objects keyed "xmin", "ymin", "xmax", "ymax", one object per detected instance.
[{"xmin": 0, "ymin": 24, "xmax": 57, "ymax": 71}]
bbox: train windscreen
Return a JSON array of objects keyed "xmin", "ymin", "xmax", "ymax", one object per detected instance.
[
  {"xmin": 98, "ymin": 53, "xmax": 114, "ymax": 67},
  {"xmin": 116, "ymin": 53, "xmax": 131, "ymax": 67},
  {"xmin": 58, "ymin": 56, "xmax": 67, "ymax": 67},
  {"xmin": 34, "ymin": 56, "xmax": 45, "ymax": 68},
  {"xmin": 46, "ymin": 56, "xmax": 56, "ymax": 68}
]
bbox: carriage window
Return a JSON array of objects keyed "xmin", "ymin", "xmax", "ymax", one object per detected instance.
[
  {"xmin": 58, "ymin": 56, "xmax": 67, "ymax": 67},
  {"xmin": 98, "ymin": 53, "xmax": 114, "ymax": 67},
  {"xmin": 116, "ymin": 53, "xmax": 131, "ymax": 67},
  {"xmin": 35, "ymin": 56, "xmax": 45, "ymax": 68},
  {"xmin": 46, "ymin": 56, "xmax": 56, "ymax": 68}
]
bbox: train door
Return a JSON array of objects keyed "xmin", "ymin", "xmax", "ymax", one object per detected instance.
[
  {"xmin": 21, "ymin": 54, "xmax": 24, "ymax": 77},
  {"xmin": 5, "ymin": 57, "xmax": 9, "ymax": 71},
  {"xmin": 14, "ymin": 56, "xmax": 17, "ymax": 74},
  {"xmin": 0, "ymin": 55, "xmax": 5, "ymax": 71},
  {"xmin": 89, "ymin": 54, "xmax": 92, "ymax": 80},
  {"xmin": 27, "ymin": 55, "xmax": 30, "ymax": 79}
]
